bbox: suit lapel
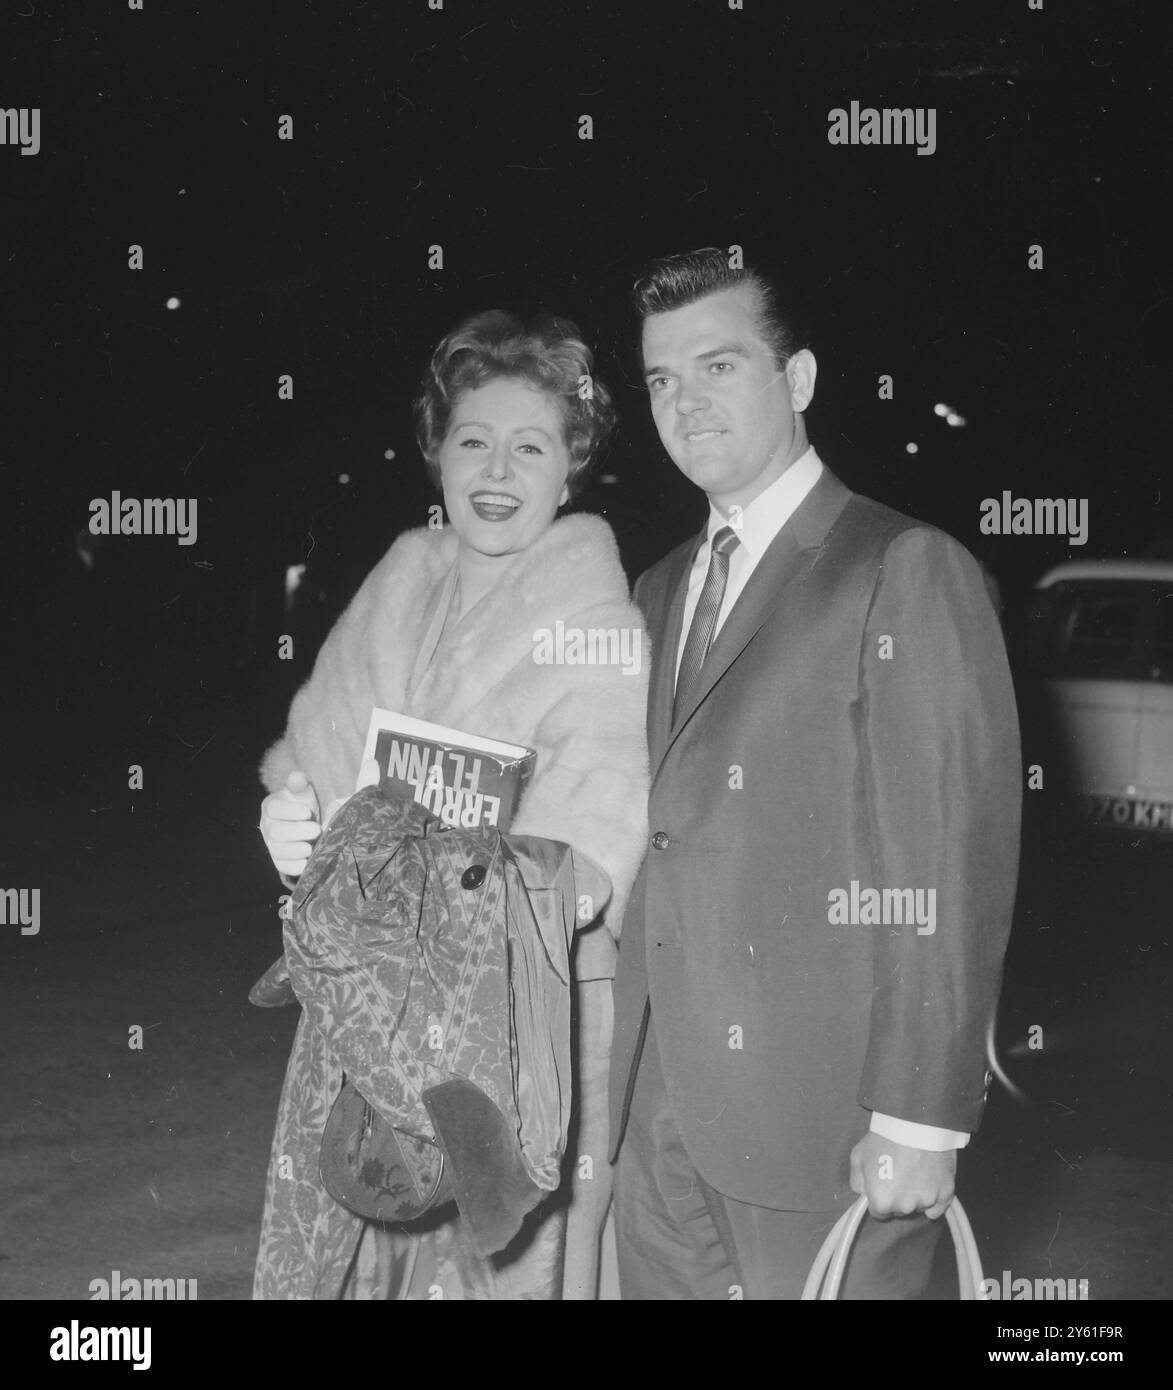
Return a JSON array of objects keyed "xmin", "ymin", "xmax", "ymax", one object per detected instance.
[{"xmin": 655, "ymin": 469, "xmax": 853, "ymax": 775}]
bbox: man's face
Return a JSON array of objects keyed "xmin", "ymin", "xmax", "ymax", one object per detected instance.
[{"xmin": 641, "ymin": 285, "xmax": 816, "ymax": 513}]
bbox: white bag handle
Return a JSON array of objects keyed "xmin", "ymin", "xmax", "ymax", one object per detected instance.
[{"xmin": 800, "ymin": 1194, "xmax": 985, "ymax": 1300}]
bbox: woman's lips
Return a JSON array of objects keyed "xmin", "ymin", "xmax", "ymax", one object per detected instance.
[{"xmin": 469, "ymin": 491, "xmax": 522, "ymax": 521}]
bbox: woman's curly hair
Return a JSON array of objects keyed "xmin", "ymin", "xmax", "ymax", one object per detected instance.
[{"xmin": 413, "ymin": 310, "xmax": 616, "ymax": 501}]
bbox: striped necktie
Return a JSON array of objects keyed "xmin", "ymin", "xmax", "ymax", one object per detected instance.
[{"xmin": 673, "ymin": 524, "xmax": 740, "ymax": 720}]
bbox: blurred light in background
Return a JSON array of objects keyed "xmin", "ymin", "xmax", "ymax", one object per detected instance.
[
  {"xmin": 285, "ymin": 564, "xmax": 307, "ymax": 605},
  {"xmin": 75, "ymin": 528, "xmax": 95, "ymax": 570},
  {"xmin": 905, "ymin": 442, "xmax": 919, "ymax": 454}
]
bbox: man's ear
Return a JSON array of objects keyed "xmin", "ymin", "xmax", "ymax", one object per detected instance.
[{"xmin": 787, "ymin": 349, "xmax": 818, "ymax": 413}]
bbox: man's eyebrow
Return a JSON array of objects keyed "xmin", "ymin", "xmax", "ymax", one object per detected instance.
[
  {"xmin": 697, "ymin": 342, "xmax": 752, "ymax": 362},
  {"xmin": 643, "ymin": 343, "xmax": 752, "ymax": 379}
]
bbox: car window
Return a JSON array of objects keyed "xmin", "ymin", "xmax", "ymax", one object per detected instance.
[
  {"xmin": 1064, "ymin": 590, "xmax": 1140, "ymax": 655},
  {"xmin": 1153, "ymin": 590, "xmax": 1173, "ymax": 681},
  {"xmin": 1037, "ymin": 582, "xmax": 1149, "ymax": 679}
]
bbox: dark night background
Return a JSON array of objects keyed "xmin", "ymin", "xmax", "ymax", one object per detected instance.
[{"xmin": 1, "ymin": 1, "xmax": 1170, "ymax": 1308}]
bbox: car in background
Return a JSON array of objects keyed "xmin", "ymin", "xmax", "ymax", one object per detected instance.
[{"xmin": 1024, "ymin": 560, "xmax": 1173, "ymax": 835}]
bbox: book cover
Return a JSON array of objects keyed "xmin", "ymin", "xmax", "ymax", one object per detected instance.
[{"xmin": 360, "ymin": 707, "xmax": 536, "ymax": 832}]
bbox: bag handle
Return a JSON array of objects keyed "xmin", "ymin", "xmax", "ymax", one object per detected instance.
[{"xmin": 800, "ymin": 1194, "xmax": 984, "ymax": 1300}]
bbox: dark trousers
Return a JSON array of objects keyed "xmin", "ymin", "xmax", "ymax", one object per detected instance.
[{"xmin": 613, "ymin": 1012, "xmax": 943, "ymax": 1300}]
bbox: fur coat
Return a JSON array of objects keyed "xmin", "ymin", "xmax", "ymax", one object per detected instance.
[
  {"xmin": 255, "ymin": 512, "xmax": 649, "ymax": 1298},
  {"xmin": 259, "ymin": 512, "xmax": 650, "ymax": 967}
]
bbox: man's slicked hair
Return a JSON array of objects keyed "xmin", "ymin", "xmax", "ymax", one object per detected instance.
[{"xmin": 631, "ymin": 247, "xmax": 813, "ymax": 369}]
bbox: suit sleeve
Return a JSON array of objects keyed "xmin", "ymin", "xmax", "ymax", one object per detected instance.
[{"xmin": 857, "ymin": 527, "xmax": 1021, "ymax": 1133}]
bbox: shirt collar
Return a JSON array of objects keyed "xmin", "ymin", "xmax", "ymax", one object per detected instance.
[{"xmin": 705, "ymin": 446, "xmax": 825, "ymax": 564}]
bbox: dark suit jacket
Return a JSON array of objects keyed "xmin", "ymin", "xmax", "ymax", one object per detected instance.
[{"xmin": 609, "ymin": 468, "xmax": 1022, "ymax": 1211}]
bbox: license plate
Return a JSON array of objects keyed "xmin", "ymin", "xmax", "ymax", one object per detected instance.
[{"xmin": 1085, "ymin": 794, "xmax": 1173, "ymax": 831}]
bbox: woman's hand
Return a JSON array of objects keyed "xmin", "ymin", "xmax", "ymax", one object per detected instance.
[{"xmin": 259, "ymin": 770, "xmax": 323, "ymax": 878}]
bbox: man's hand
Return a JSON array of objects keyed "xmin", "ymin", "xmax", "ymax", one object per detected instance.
[{"xmin": 849, "ymin": 1131, "xmax": 956, "ymax": 1220}]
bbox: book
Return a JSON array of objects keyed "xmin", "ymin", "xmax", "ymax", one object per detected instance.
[{"xmin": 360, "ymin": 707, "xmax": 536, "ymax": 832}]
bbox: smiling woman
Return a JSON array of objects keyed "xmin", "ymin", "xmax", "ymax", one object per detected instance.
[
  {"xmin": 413, "ymin": 312, "xmax": 616, "ymax": 621},
  {"xmin": 253, "ymin": 309, "xmax": 648, "ymax": 1301},
  {"xmin": 415, "ymin": 309, "xmax": 613, "ymax": 501}
]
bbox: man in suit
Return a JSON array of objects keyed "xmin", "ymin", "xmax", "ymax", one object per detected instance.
[{"xmin": 608, "ymin": 248, "xmax": 1022, "ymax": 1299}]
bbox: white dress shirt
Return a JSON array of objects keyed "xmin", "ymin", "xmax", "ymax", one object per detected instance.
[{"xmin": 673, "ymin": 446, "xmax": 968, "ymax": 1152}]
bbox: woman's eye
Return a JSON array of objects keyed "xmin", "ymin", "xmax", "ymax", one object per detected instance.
[
  {"xmin": 516, "ymin": 443, "xmax": 543, "ymax": 455},
  {"xmin": 459, "ymin": 438, "xmax": 487, "ymax": 448},
  {"xmin": 710, "ymin": 361, "xmax": 733, "ymax": 374},
  {"xmin": 649, "ymin": 378, "xmax": 670, "ymax": 393}
]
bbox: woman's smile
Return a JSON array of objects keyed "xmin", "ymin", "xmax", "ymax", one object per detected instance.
[{"xmin": 469, "ymin": 489, "xmax": 523, "ymax": 521}]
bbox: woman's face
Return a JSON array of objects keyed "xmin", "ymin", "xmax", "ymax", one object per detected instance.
[{"xmin": 438, "ymin": 377, "xmax": 572, "ymax": 558}]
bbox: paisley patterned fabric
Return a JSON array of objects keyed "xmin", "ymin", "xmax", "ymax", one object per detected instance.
[{"xmin": 253, "ymin": 784, "xmax": 576, "ymax": 1299}]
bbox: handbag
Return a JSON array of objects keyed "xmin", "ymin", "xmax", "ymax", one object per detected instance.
[
  {"xmin": 319, "ymin": 1078, "xmax": 452, "ymax": 1225},
  {"xmin": 801, "ymin": 1194, "xmax": 985, "ymax": 1300},
  {"xmin": 320, "ymin": 1072, "xmax": 547, "ymax": 1256}
]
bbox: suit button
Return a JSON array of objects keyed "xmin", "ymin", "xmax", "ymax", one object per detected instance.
[
  {"xmin": 461, "ymin": 864, "xmax": 487, "ymax": 890},
  {"xmin": 651, "ymin": 831, "xmax": 670, "ymax": 851}
]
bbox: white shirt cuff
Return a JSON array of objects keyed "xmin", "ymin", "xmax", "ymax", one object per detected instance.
[{"xmin": 870, "ymin": 1112, "xmax": 970, "ymax": 1150}]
